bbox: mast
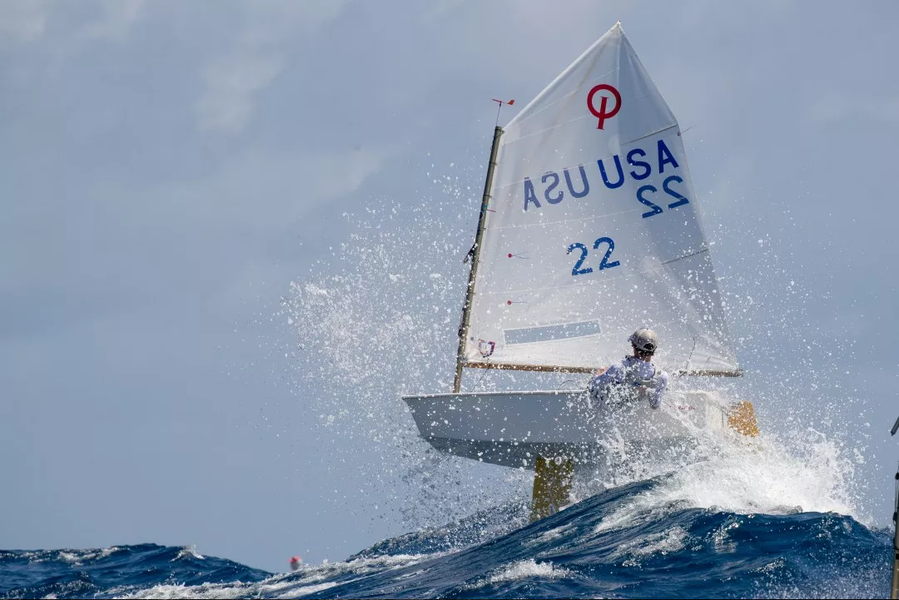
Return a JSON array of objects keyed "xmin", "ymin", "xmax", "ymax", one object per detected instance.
[
  {"xmin": 891, "ymin": 459, "xmax": 898, "ymax": 599},
  {"xmin": 454, "ymin": 125, "xmax": 503, "ymax": 393},
  {"xmin": 891, "ymin": 414, "xmax": 899, "ymax": 599}
]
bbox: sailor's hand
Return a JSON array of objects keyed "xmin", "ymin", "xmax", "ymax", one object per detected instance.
[{"xmin": 593, "ymin": 367, "xmax": 607, "ymax": 377}]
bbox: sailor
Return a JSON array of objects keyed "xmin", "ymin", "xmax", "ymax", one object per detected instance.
[{"xmin": 588, "ymin": 328, "xmax": 669, "ymax": 409}]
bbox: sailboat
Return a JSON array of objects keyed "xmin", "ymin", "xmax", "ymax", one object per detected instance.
[{"xmin": 403, "ymin": 22, "xmax": 758, "ymax": 520}]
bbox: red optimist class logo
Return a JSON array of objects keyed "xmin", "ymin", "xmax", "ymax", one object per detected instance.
[{"xmin": 586, "ymin": 84, "xmax": 621, "ymax": 129}]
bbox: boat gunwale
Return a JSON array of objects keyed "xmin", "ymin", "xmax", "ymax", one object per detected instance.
[{"xmin": 402, "ymin": 389, "xmax": 586, "ymax": 401}]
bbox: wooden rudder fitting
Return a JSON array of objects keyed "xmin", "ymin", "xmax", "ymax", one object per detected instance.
[
  {"xmin": 728, "ymin": 401, "xmax": 760, "ymax": 437},
  {"xmin": 530, "ymin": 455, "xmax": 573, "ymax": 523}
]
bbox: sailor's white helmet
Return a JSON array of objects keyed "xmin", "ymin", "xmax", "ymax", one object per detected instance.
[{"xmin": 628, "ymin": 328, "xmax": 659, "ymax": 354}]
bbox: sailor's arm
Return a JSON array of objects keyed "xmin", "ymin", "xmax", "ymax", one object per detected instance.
[
  {"xmin": 588, "ymin": 364, "xmax": 621, "ymax": 397},
  {"xmin": 649, "ymin": 370, "xmax": 669, "ymax": 409}
]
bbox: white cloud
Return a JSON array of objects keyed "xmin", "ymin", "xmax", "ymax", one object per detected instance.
[
  {"xmin": 78, "ymin": 0, "xmax": 145, "ymax": 42},
  {"xmin": 0, "ymin": 143, "xmax": 393, "ymax": 342},
  {"xmin": 0, "ymin": 0, "xmax": 144, "ymax": 45},
  {"xmin": 196, "ymin": 51, "xmax": 287, "ymax": 133},
  {"xmin": 195, "ymin": 0, "xmax": 351, "ymax": 133},
  {"xmin": 0, "ymin": 0, "xmax": 48, "ymax": 43},
  {"xmin": 157, "ymin": 144, "xmax": 395, "ymax": 229}
]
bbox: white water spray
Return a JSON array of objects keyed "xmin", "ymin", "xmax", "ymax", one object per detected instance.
[{"xmin": 281, "ymin": 160, "xmax": 871, "ymax": 539}]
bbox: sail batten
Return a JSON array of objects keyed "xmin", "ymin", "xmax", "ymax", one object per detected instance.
[
  {"xmin": 624, "ymin": 122, "xmax": 680, "ymax": 145},
  {"xmin": 461, "ymin": 23, "xmax": 738, "ymax": 376}
]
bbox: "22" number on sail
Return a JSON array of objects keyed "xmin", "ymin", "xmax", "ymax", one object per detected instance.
[{"xmin": 567, "ymin": 237, "xmax": 620, "ymax": 276}]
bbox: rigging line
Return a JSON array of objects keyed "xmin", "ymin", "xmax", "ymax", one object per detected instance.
[
  {"xmin": 661, "ymin": 247, "xmax": 709, "ymax": 265},
  {"xmin": 685, "ymin": 336, "xmax": 698, "ymax": 371},
  {"xmin": 473, "ymin": 363, "xmax": 491, "ymax": 388}
]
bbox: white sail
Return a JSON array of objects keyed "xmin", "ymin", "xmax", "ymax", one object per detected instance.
[{"xmin": 463, "ymin": 23, "xmax": 738, "ymax": 375}]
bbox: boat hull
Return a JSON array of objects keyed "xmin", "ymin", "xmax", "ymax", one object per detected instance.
[{"xmin": 402, "ymin": 390, "xmax": 729, "ymax": 469}]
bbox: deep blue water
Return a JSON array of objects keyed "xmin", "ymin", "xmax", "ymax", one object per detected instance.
[{"xmin": 1, "ymin": 479, "xmax": 893, "ymax": 599}]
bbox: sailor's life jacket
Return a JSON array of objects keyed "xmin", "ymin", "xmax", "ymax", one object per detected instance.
[{"xmin": 588, "ymin": 355, "xmax": 669, "ymax": 409}]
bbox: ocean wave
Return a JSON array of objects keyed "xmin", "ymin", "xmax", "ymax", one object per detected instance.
[{"xmin": 2, "ymin": 477, "xmax": 892, "ymax": 599}]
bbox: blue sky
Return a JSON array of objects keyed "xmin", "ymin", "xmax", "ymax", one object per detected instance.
[{"xmin": 1, "ymin": 0, "xmax": 897, "ymax": 572}]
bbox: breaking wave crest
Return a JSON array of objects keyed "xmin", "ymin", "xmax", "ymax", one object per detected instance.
[{"xmin": 2, "ymin": 482, "xmax": 891, "ymax": 599}]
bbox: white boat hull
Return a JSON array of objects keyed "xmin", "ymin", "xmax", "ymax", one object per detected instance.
[{"xmin": 403, "ymin": 390, "xmax": 730, "ymax": 469}]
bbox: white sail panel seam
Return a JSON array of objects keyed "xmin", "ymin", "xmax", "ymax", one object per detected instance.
[
  {"xmin": 473, "ymin": 251, "xmax": 713, "ymax": 296},
  {"xmin": 503, "ymin": 93, "xmax": 670, "ymax": 148},
  {"xmin": 506, "ymin": 318, "xmax": 685, "ymax": 338},
  {"xmin": 598, "ymin": 319, "xmax": 687, "ymax": 340},
  {"xmin": 484, "ymin": 206, "xmax": 645, "ymax": 230},
  {"xmin": 623, "ymin": 123, "xmax": 680, "ymax": 146},
  {"xmin": 488, "ymin": 133, "xmax": 684, "ymax": 194},
  {"xmin": 508, "ymin": 86, "xmax": 664, "ymax": 139},
  {"xmin": 502, "ymin": 112, "xmax": 613, "ymax": 145}
]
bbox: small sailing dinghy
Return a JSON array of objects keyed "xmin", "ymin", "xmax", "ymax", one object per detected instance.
[{"xmin": 403, "ymin": 22, "xmax": 758, "ymax": 520}]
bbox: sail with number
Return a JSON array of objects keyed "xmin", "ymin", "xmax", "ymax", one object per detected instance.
[{"xmin": 462, "ymin": 23, "xmax": 739, "ymax": 376}]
